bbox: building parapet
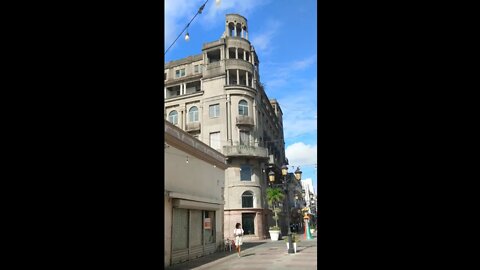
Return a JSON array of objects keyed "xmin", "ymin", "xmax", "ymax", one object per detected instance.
[
  {"xmin": 165, "ymin": 121, "xmax": 227, "ymax": 169},
  {"xmin": 223, "ymin": 145, "xmax": 268, "ymax": 159},
  {"xmin": 203, "ymin": 61, "xmax": 225, "ymax": 78},
  {"xmin": 236, "ymin": 115, "xmax": 254, "ymax": 126},
  {"xmin": 202, "ymin": 39, "xmax": 225, "ymax": 50},
  {"xmin": 165, "ymin": 54, "xmax": 203, "ymax": 69},
  {"xmin": 225, "ymin": 58, "xmax": 254, "ymax": 72},
  {"xmin": 186, "ymin": 122, "xmax": 201, "ymax": 132}
]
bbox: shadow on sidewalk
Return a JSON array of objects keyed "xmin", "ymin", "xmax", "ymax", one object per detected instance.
[{"xmin": 165, "ymin": 242, "xmax": 266, "ymax": 270}]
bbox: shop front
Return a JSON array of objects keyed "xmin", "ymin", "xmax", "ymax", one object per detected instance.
[{"xmin": 170, "ymin": 198, "xmax": 222, "ymax": 265}]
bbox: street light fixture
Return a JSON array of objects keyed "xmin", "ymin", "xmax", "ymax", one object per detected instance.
[
  {"xmin": 165, "ymin": 0, "xmax": 221, "ymax": 55},
  {"xmin": 268, "ymin": 170, "xmax": 275, "ymax": 183},
  {"xmin": 268, "ymin": 164, "xmax": 302, "ymax": 254}
]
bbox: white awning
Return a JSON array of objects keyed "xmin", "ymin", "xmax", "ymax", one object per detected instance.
[{"xmin": 172, "ymin": 199, "xmax": 222, "ymax": 210}]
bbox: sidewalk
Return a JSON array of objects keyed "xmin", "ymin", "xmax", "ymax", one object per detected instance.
[{"xmin": 166, "ymin": 232, "xmax": 317, "ymax": 270}]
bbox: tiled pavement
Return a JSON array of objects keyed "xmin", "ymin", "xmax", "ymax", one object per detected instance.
[{"xmin": 166, "ymin": 232, "xmax": 317, "ymax": 270}]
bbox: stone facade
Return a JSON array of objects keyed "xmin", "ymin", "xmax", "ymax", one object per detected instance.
[
  {"xmin": 164, "ymin": 14, "xmax": 287, "ymax": 240},
  {"xmin": 164, "ymin": 121, "xmax": 228, "ymax": 267}
]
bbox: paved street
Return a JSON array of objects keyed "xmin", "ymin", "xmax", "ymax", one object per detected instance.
[{"xmin": 166, "ymin": 232, "xmax": 317, "ymax": 270}]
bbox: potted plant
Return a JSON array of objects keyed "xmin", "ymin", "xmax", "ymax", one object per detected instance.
[
  {"xmin": 266, "ymin": 187, "xmax": 285, "ymax": 241},
  {"xmin": 285, "ymin": 233, "xmax": 300, "ymax": 253}
]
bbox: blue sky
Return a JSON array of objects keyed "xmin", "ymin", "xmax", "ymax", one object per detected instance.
[{"xmin": 165, "ymin": 0, "xmax": 317, "ymax": 193}]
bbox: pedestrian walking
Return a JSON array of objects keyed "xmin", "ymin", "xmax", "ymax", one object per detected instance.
[{"xmin": 233, "ymin": 223, "xmax": 244, "ymax": 257}]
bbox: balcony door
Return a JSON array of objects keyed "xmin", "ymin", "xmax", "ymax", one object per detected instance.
[
  {"xmin": 209, "ymin": 132, "xmax": 221, "ymax": 151},
  {"xmin": 240, "ymin": 131, "xmax": 249, "ymax": 146}
]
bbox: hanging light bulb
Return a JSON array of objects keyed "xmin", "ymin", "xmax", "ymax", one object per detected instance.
[
  {"xmin": 186, "ymin": 156, "xmax": 189, "ymax": 163},
  {"xmin": 215, "ymin": 0, "xmax": 221, "ymax": 6},
  {"xmin": 185, "ymin": 32, "xmax": 190, "ymax": 41}
]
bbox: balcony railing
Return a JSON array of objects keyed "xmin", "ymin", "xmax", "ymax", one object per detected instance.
[
  {"xmin": 236, "ymin": 115, "xmax": 254, "ymax": 126},
  {"xmin": 185, "ymin": 122, "xmax": 201, "ymax": 132},
  {"xmin": 222, "ymin": 145, "xmax": 268, "ymax": 159}
]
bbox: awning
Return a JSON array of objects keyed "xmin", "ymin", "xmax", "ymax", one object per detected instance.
[{"xmin": 172, "ymin": 199, "xmax": 222, "ymax": 210}]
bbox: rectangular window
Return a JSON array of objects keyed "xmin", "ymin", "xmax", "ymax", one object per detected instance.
[
  {"xmin": 194, "ymin": 65, "xmax": 199, "ymax": 73},
  {"xmin": 175, "ymin": 68, "xmax": 185, "ymax": 78},
  {"xmin": 209, "ymin": 132, "xmax": 221, "ymax": 151},
  {"xmin": 209, "ymin": 104, "xmax": 220, "ymax": 118},
  {"xmin": 240, "ymin": 165, "xmax": 252, "ymax": 181}
]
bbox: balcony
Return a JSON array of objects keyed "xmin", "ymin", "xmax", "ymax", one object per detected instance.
[
  {"xmin": 185, "ymin": 122, "xmax": 201, "ymax": 132},
  {"xmin": 203, "ymin": 61, "xmax": 225, "ymax": 79},
  {"xmin": 236, "ymin": 115, "xmax": 254, "ymax": 126},
  {"xmin": 223, "ymin": 145, "xmax": 268, "ymax": 159}
]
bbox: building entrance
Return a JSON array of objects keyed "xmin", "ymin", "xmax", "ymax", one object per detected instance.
[{"xmin": 242, "ymin": 213, "xmax": 255, "ymax": 235}]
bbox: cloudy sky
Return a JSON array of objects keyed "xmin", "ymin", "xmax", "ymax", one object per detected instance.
[{"xmin": 165, "ymin": 0, "xmax": 317, "ymax": 193}]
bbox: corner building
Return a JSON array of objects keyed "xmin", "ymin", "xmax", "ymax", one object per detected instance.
[{"xmin": 164, "ymin": 14, "xmax": 287, "ymax": 240}]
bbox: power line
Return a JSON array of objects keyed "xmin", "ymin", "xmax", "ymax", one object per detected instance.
[{"xmin": 165, "ymin": 0, "xmax": 210, "ymax": 55}]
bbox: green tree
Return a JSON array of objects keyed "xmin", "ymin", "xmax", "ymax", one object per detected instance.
[{"xmin": 266, "ymin": 187, "xmax": 285, "ymax": 229}]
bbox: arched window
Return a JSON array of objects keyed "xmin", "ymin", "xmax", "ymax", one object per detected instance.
[
  {"xmin": 242, "ymin": 191, "xmax": 254, "ymax": 208},
  {"xmin": 168, "ymin": 110, "xmax": 178, "ymax": 125},
  {"xmin": 238, "ymin": 100, "xmax": 248, "ymax": 116},
  {"xmin": 189, "ymin": 106, "xmax": 199, "ymax": 122}
]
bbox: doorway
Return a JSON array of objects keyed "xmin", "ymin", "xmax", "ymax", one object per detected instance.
[{"xmin": 242, "ymin": 213, "xmax": 255, "ymax": 235}]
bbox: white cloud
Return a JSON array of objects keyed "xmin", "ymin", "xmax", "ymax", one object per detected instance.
[
  {"xmin": 263, "ymin": 55, "xmax": 317, "ymax": 89},
  {"xmin": 277, "ymin": 78, "xmax": 317, "ymax": 139},
  {"xmin": 201, "ymin": 0, "xmax": 273, "ymax": 27},
  {"xmin": 285, "ymin": 142, "xmax": 317, "ymax": 167},
  {"xmin": 250, "ymin": 20, "xmax": 281, "ymax": 55},
  {"xmin": 165, "ymin": 0, "xmax": 273, "ymax": 52},
  {"xmin": 292, "ymin": 54, "xmax": 317, "ymax": 70},
  {"xmin": 165, "ymin": 0, "xmax": 201, "ymax": 50}
]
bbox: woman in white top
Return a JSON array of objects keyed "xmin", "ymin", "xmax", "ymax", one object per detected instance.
[{"xmin": 233, "ymin": 223, "xmax": 244, "ymax": 257}]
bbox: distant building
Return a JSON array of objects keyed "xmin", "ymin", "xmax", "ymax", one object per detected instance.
[
  {"xmin": 164, "ymin": 121, "xmax": 228, "ymax": 267},
  {"xmin": 301, "ymin": 178, "xmax": 315, "ymax": 213},
  {"xmin": 164, "ymin": 14, "xmax": 287, "ymax": 240}
]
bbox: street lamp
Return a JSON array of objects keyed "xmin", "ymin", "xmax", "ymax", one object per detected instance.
[
  {"xmin": 165, "ymin": 0, "xmax": 221, "ymax": 55},
  {"xmin": 268, "ymin": 165, "xmax": 302, "ymax": 254}
]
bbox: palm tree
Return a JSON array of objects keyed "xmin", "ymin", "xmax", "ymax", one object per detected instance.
[{"xmin": 266, "ymin": 187, "xmax": 285, "ymax": 229}]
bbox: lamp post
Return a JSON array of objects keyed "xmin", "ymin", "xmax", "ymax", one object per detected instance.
[{"xmin": 268, "ymin": 165, "xmax": 302, "ymax": 254}]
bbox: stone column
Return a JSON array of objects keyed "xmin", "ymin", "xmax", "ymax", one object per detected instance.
[
  {"xmin": 235, "ymin": 48, "xmax": 238, "ymax": 59},
  {"xmin": 226, "ymin": 70, "xmax": 230, "ymax": 85},
  {"xmin": 246, "ymin": 72, "xmax": 249, "ymax": 87},
  {"xmin": 236, "ymin": 69, "xmax": 239, "ymax": 85},
  {"xmin": 234, "ymin": 24, "xmax": 237, "ymax": 37},
  {"xmin": 226, "ymin": 48, "xmax": 229, "ymax": 59},
  {"xmin": 243, "ymin": 51, "xmax": 246, "ymax": 61},
  {"xmin": 183, "ymin": 83, "xmax": 187, "ymax": 95},
  {"xmin": 181, "ymin": 108, "xmax": 185, "ymax": 130},
  {"xmin": 164, "ymin": 87, "xmax": 167, "ymax": 98},
  {"xmin": 246, "ymin": 31, "xmax": 248, "ymax": 40}
]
